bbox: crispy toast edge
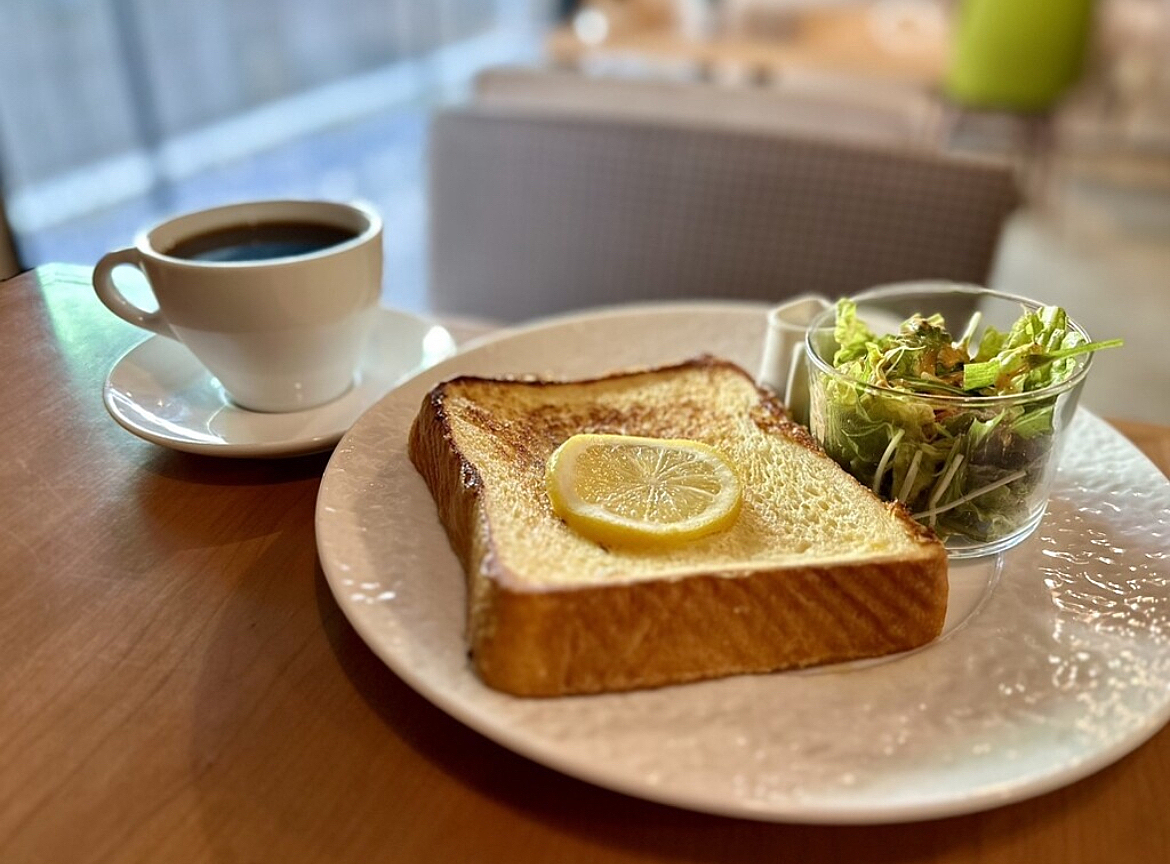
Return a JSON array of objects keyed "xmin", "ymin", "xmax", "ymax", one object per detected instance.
[{"xmin": 407, "ymin": 357, "xmax": 948, "ymax": 696}]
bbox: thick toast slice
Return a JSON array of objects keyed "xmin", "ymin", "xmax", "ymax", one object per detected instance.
[{"xmin": 409, "ymin": 357, "xmax": 948, "ymax": 696}]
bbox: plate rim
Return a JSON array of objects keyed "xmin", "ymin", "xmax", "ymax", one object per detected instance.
[{"xmin": 317, "ymin": 301, "xmax": 1170, "ymax": 824}]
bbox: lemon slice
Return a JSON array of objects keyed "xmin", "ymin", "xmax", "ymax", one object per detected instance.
[{"xmin": 546, "ymin": 434, "xmax": 743, "ymax": 548}]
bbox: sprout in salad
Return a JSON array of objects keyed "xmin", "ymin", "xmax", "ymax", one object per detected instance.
[{"xmin": 814, "ymin": 299, "xmax": 1122, "ymax": 544}]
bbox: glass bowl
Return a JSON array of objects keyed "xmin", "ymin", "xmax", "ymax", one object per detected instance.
[{"xmin": 804, "ymin": 283, "xmax": 1095, "ymax": 558}]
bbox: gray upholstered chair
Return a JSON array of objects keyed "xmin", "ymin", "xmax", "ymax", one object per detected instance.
[{"xmin": 427, "ymin": 92, "xmax": 1020, "ymax": 322}]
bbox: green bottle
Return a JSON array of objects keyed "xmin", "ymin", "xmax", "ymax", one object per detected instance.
[{"xmin": 945, "ymin": 0, "xmax": 1096, "ymax": 112}]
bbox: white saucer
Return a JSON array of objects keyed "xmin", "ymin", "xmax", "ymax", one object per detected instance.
[{"xmin": 103, "ymin": 308, "xmax": 457, "ymax": 458}]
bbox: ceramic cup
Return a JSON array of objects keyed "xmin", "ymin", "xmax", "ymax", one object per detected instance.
[
  {"xmin": 757, "ymin": 294, "xmax": 831, "ymax": 427},
  {"xmin": 93, "ymin": 199, "xmax": 383, "ymax": 413}
]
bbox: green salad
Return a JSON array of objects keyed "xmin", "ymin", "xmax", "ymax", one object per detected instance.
[{"xmin": 812, "ymin": 299, "xmax": 1122, "ymax": 544}]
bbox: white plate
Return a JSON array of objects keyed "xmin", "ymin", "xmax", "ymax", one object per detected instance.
[
  {"xmin": 316, "ymin": 302, "xmax": 1170, "ymax": 824},
  {"xmin": 103, "ymin": 308, "xmax": 457, "ymax": 458}
]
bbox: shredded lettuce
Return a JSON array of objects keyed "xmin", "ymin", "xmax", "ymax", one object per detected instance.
[{"xmin": 813, "ymin": 299, "xmax": 1122, "ymax": 544}]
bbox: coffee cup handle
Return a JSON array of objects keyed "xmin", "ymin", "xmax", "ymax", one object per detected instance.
[{"xmin": 92, "ymin": 247, "xmax": 176, "ymax": 340}]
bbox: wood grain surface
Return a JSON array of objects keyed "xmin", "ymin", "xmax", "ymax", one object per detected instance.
[{"xmin": 1, "ymin": 265, "xmax": 1167, "ymax": 864}]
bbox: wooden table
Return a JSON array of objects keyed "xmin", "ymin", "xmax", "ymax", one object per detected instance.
[{"xmin": 2, "ymin": 264, "xmax": 1168, "ymax": 863}]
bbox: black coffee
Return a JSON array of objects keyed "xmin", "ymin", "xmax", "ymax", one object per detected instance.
[{"xmin": 165, "ymin": 221, "xmax": 358, "ymax": 263}]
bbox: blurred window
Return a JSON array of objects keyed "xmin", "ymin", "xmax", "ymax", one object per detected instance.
[{"xmin": 0, "ymin": 0, "xmax": 554, "ymax": 307}]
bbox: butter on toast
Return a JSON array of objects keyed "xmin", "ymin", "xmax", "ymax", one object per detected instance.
[{"xmin": 408, "ymin": 357, "xmax": 948, "ymax": 696}]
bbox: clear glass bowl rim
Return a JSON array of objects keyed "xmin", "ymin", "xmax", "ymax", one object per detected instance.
[{"xmin": 804, "ymin": 283, "xmax": 1096, "ymax": 407}]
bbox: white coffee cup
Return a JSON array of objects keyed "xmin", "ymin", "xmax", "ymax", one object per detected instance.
[{"xmin": 93, "ymin": 199, "xmax": 383, "ymax": 413}]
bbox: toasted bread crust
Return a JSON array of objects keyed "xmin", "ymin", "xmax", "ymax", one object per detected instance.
[
  {"xmin": 408, "ymin": 357, "xmax": 948, "ymax": 696},
  {"xmin": 475, "ymin": 553, "xmax": 946, "ymax": 695}
]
